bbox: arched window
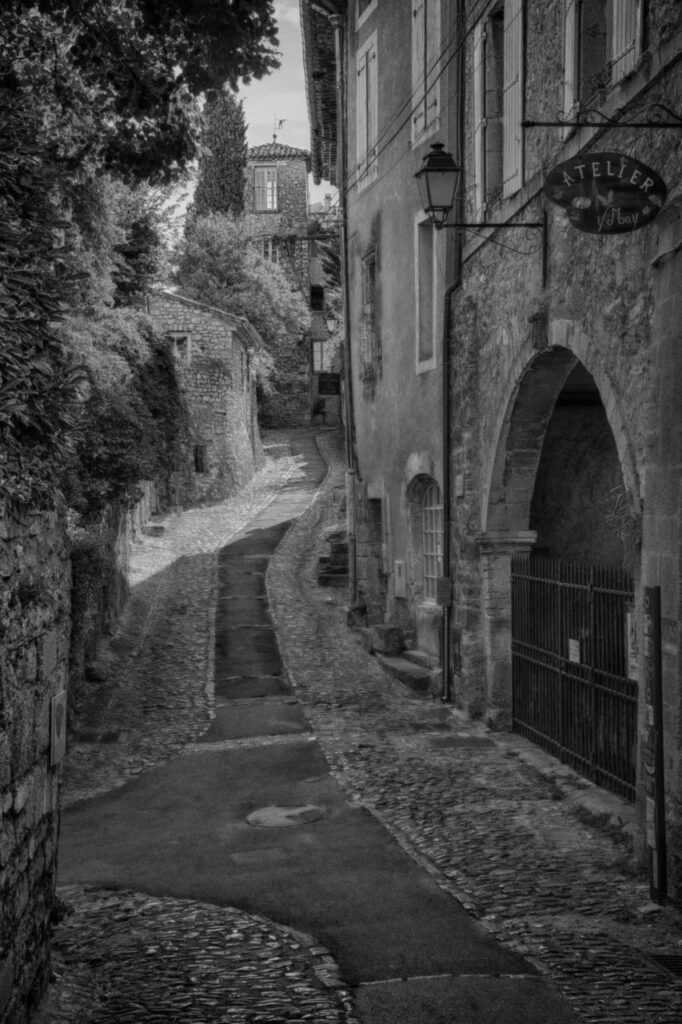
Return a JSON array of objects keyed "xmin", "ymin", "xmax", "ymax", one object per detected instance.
[{"xmin": 421, "ymin": 480, "xmax": 443, "ymax": 602}]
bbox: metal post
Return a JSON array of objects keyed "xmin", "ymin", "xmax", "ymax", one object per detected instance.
[{"xmin": 643, "ymin": 586, "xmax": 667, "ymax": 901}]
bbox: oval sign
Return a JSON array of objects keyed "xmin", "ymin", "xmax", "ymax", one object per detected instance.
[{"xmin": 544, "ymin": 152, "xmax": 667, "ymax": 234}]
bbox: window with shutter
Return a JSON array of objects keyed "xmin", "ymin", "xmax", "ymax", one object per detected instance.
[
  {"xmin": 610, "ymin": 0, "xmax": 642, "ymax": 82},
  {"xmin": 254, "ymin": 167, "xmax": 277, "ymax": 211},
  {"xmin": 472, "ymin": 2, "xmax": 523, "ymax": 210},
  {"xmin": 562, "ymin": 0, "xmax": 642, "ymax": 127},
  {"xmin": 473, "ymin": 20, "xmax": 486, "ymax": 217},
  {"xmin": 412, "ymin": 1, "xmax": 441, "ymax": 143},
  {"xmin": 356, "ymin": 33, "xmax": 378, "ymax": 187},
  {"xmin": 502, "ymin": 0, "xmax": 524, "ymax": 198}
]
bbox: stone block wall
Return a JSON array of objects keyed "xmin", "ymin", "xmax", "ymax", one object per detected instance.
[
  {"xmin": 0, "ymin": 508, "xmax": 70, "ymax": 1024},
  {"xmin": 451, "ymin": 0, "xmax": 682, "ymax": 886},
  {"xmin": 147, "ymin": 293, "xmax": 264, "ymax": 503}
]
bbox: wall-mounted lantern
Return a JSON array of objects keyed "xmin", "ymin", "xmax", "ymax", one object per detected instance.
[{"xmin": 414, "ymin": 143, "xmax": 460, "ymax": 230}]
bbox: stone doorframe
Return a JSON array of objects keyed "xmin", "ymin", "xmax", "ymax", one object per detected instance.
[
  {"xmin": 476, "ymin": 530, "xmax": 536, "ymax": 730},
  {"xmin": 479, "ymin": 335, "xmax": 641, "ymax": 728}
]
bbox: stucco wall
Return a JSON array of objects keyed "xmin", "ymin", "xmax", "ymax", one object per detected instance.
[
  {"xmin": 147, "ymin": 294, "xmax": 264, "ymax": 503},
  {"xmin": 0, "ymin": 509, "xmax": 70, "ymax": 1024},
  {"xmin": 345, "ymin": 0, "xmax": 456, "ymax": 644}
]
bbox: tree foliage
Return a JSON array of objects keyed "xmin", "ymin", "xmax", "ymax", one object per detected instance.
[
  {"xmin": 192, "ymin": 90, "xmax": 248, "ymax": 218},
  {"xmin": 0, "ymin": 94, "xmax": 84, "ymax": 509},
  {"xmin": 61, "ymin": 310, "xmax": 189, "ymax": 516},
  {"xmin": 4, "ymin": 0, "xmax": 280, "ymax": 182},
  {"xmin": 174, "ymin": 214, "xmax": 311, "ymax": 419}
]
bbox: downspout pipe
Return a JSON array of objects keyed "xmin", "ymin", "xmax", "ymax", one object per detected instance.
[{"xmin": 441, "ymin": 0, "xmax": 466, "ymax": 702}]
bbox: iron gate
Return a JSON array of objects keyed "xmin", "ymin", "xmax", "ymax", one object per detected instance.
[{"xmin": 511, "ymin": 555, "xmax": 637, "ymax": 800}]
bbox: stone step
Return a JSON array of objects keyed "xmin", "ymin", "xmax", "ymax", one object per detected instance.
[
  {"xmin": 403, "ymin": 649, "xmax": 439, "ymax": 670},
  {"xmin": 375, "ymin": 653, "xmax": 431, "ymax": 699},
  {"xmin": 141, "ymin": 522, "xmax": 166, "ymax": 537}
]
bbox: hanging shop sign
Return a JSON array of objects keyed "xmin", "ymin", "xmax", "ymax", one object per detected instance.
[{"xmin": 544, "ymin": 152, "xmax": 667, "ymax": 234}]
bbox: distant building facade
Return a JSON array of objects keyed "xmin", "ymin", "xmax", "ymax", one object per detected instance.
[{"xmin": 245, "ymin": 142, "xmax": 341, "ymax": 425}]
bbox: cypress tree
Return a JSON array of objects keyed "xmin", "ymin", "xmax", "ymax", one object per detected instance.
[{"xmin": 193, "ymin": 90, "xmax": 248, "ymax": 217}]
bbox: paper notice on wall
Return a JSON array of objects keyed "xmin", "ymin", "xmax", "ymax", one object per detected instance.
[{"xmin": 568, "ymin": 638, "xmax": 581, "ymax": 664}]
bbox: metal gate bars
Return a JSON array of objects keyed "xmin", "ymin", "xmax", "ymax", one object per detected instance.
[{"xmin": 511, "ymin": 555, "xmax": 637, "ymax": 800}]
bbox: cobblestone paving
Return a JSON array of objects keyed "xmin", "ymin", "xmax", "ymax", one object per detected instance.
[
  {"xmin": 46, "ymin": 435, "xmax": 357, "ymax": 1024},
  {"xmin": 37, "ymin": 888, "xmax": 352, "ymax": 1024},
  {"xmin": 267, "ymin": 430, "xmax": 682, "ymax": 1024},
  {"xmin": 47, "ymin": 429, "xmax": 682, "ymax": 1024},
  {"xmin": 63, "ymin": 447, "xmax": 301, "ymax": 808}
]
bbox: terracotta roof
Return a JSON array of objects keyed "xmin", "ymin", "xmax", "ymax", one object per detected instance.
[
  {"xmin": 248, "ymin": 143, "xmax": 312, "ymax": 171},
  {"xmin": 149, "ymin": 288, "xmax": 263, "ymax": 351}
]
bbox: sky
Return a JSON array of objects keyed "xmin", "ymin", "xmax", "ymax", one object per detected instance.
[{"xmin": 240, "ymin": 0, "xmax": 336, "ymax": 206}]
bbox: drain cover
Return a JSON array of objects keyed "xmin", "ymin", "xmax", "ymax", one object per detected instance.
[{"xmin": 246, "ymin": 805, "xmax": 325, "ymax": 828}]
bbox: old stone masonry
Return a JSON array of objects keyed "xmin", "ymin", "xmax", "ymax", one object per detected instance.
[{"xmin": 42, "ymin": 430, "xmax": 682, "ymax": 1024}]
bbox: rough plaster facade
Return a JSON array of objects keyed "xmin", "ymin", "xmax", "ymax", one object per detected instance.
[
  {"xmin": 147, "ymin": 291, "xmax": 264, "ymax": 503},
  {"xmin": 0, "ymin": 509, "xmax": 70, "ymax": 1024},
  {"xmin": 339, "ymin": 1, "xmax": 457, "ymax": 653}
]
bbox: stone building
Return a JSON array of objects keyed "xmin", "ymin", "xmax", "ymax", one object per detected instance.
[
  {"xmin": 0, "ymin": 509, "xmax": 70, "ymax": 1024},
  {"xmin": 245, "ymin": 142, "xmax": 340, "ymax": 424},
  {"xmin": 147, "ymin": 289, "xmax": 264, "ymax": 504},
  {"xmin": 302, "ymin": 0, "xmax": 682, "ymax": 898}
]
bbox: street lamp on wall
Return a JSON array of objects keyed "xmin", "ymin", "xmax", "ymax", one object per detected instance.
[
  {"xmin": 326, "ymin": 314, "xmax": 338, "ymax": 335},
  {"xmin": 414, "ymin": 143, "xmax": 546, "ymax": 258},
  {"xmin": 414, "ymin": 143, "xmax": 460, "ymax": 230}
]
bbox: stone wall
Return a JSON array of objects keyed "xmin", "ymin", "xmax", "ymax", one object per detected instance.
[
  {"xmin": 0, "ymin": 508, "xmax": 70, "ymax": 1024},
  {"xmin": 451, "ymin": 0, "xmax": 682, "ymax": 889},
  {"xmin": 147, "ymin": 292, "xmax": 264, "ymax": 503}
]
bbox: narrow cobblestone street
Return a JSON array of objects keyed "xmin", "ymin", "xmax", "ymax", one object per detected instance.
[{"xmin": 41, "ymin": 430, "xmax": 682, "ymax": 1024}]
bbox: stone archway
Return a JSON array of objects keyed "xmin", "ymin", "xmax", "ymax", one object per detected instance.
[{"xmin": 479, "ymin": 342, "xmax": 639, "ymax": 728}]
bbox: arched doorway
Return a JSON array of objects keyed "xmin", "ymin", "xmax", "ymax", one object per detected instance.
[{"xmin": 481, "ymin": 347, "xmax": 640, "ymax": 797}]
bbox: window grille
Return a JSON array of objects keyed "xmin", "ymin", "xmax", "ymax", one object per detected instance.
[{"xmin": 422, "ymin": 482, "xmax": 443, "ymax": 602}]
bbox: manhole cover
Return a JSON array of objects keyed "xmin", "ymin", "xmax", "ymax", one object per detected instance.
[{"xmin": 246, "ymin": 805, "xmax": 325, "ymax": 828}]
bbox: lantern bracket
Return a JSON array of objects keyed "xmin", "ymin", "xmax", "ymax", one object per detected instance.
[{"xmin": 522, "ymin": 102, "xmax": 682, "ymax": 131}]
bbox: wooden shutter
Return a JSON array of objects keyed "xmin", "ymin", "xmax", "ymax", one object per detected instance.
[
  {"xmin": 367, "ymin": 40, "xmax": 378, "ymax": 172},
  {"xmin": 562, "ymin": 0, "xmax": 577, "ymax": 131},
  {"xmin": 473, "ymin": 19, "xmax": 486, "ymax": 217},
  {"xmin": 425, "ymin": 0, "xmax": 441, "ymax": 130},
  {"xmin": 611, "ymin": 0, "xmax": 641, "ymax": 82},
  {"xmin": 502, "ymin": 0, "xmax": 524, "ymax": 198},
  {"xmin": 412, "ymin": 2, "xmax": 426, "ymax": 138},
  {"xmin": 356, "ymin": 50, "xmax": 368, "ymax": 177}
]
